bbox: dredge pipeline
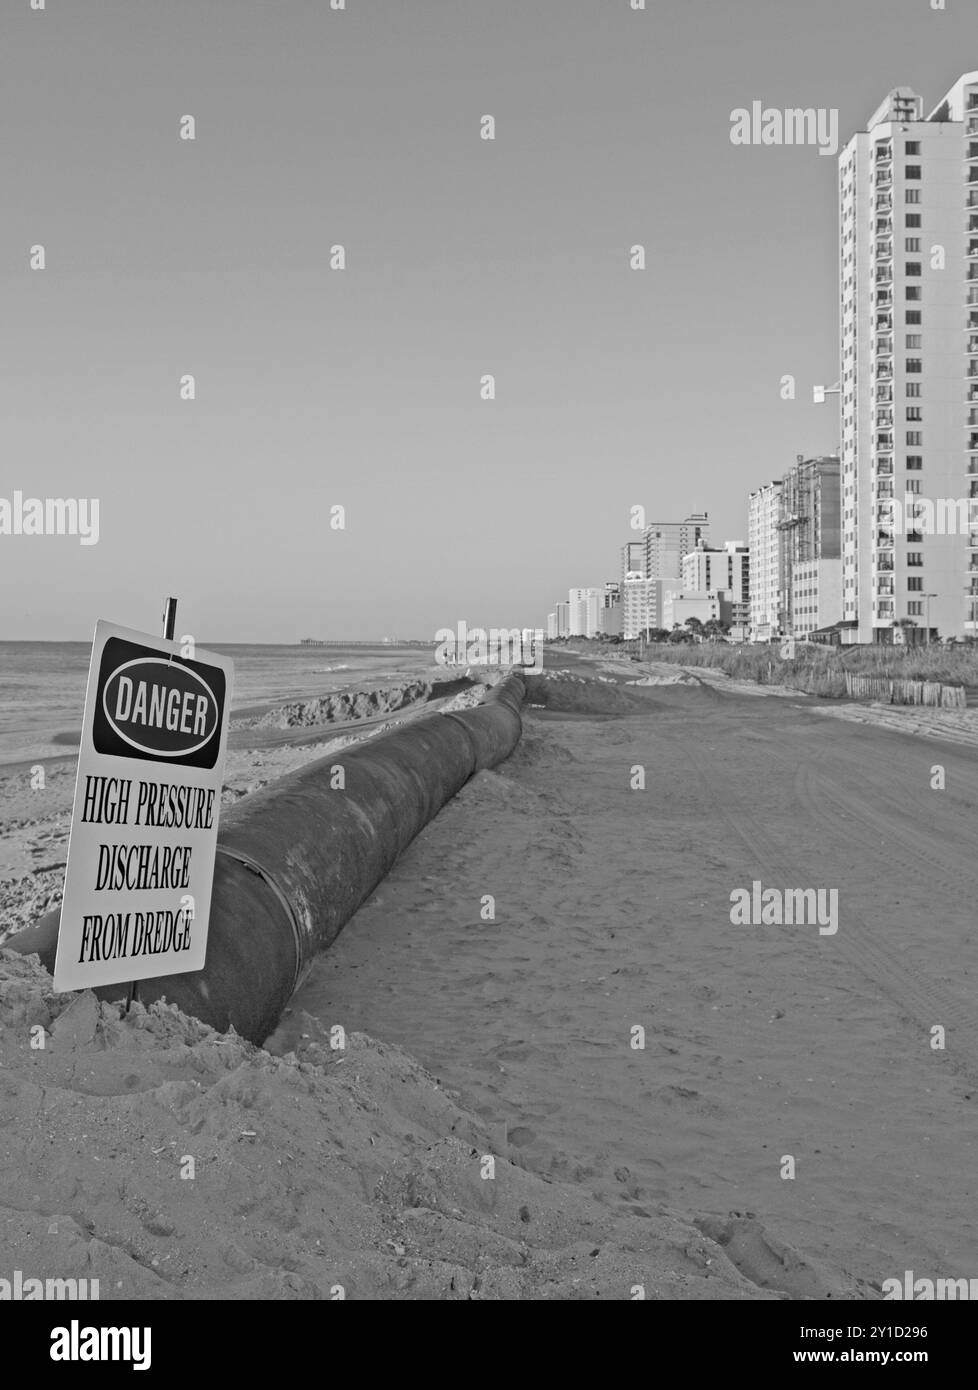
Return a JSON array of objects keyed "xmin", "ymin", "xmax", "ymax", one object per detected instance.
[{"xmin": 6, "ymin": 672, "xmax": 526, "ymax": 1044}]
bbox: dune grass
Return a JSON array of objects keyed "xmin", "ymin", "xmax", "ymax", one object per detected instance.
[
  {"xmin": 629, "ymin": 642, "xmax": 977, "ymax": 696},
  {"xmin": 552, "ymin": 637, "xmax": 977, "ymax": 698}
]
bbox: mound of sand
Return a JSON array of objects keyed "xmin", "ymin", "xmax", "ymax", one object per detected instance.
[
  {"xmin": 524, "ymin": 672, "xmax": 652, "ymax": 715},
  {"xmin": 243, "ymin": 679, "xmax": 433, "ymax": 730},
  {"xmin": 0, "ymin": 951, "xmax": 777, "ymax": 1300}
]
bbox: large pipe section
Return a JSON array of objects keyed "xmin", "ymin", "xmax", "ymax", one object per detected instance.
[{"xmin": 5, "ymin": 673, "xmax": 526, "ymax": 1044}]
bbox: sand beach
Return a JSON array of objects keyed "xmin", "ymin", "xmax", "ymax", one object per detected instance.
[{"xmin": 2, "ymin": 657, "xmax": 976, "ymax": 1298}]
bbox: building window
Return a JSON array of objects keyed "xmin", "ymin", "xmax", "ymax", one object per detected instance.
[
  {"xmin": 907, "ymin": 601, "xmax": 923, "ymax": 616},
  {"xmin": 907, "ymin": 431, "xmax": 923, "ymax": 444},
  {"xmin": 908, "ymin": 576, "xmax": 923, "ymax": 591},
  {"xmin": 905, "ymin": 237, "xmax": 921, "ymax": 252},
  {"xmin": 906, "ymin": 359, "xmax": 922, "ymax": 372},
  {"xmin": 906, "ymin": 334, "xmax": 922, "ymax": 349},
  {"xmin": 906, "ymin": 189, "xmax": 922, "ymax": 204},
  {"xmin": 907, "ymin": 553, "xmax": 923, "ymax": 566},
  {"xmin": 907, "ymin": 407, "xmax": 922, "ymax": 421},
  {"xmin": 907, "ymin": 456, "xmax": 923, "ymax": 469},
  {"xmin": 906, "ymin": 310, "xmax": 922, "ymax": 324},
  {"xmin": 906, "ymin": 479, "xmax": 922, "ymax": 493},
  {"xmin": 906, "ymin": 214, "xmax": 922, "ymax": 228},
  {"xmin": 906, "ymin": 287, "xmax": 922, "ymax": 300},
  {"xmin": 905, "ymin": 166, "xmax": 922, "ymax": 179},
  {"xmin": 907, "ymin": 383, "xmax": 922, "ymax": 396},
  {"xmin": 906, "ymin": 263, "xmax": 922, "ymax": 276},
  {"xmin": 906, "ymin": 142, "xmax": 921, "ymax": 155}
]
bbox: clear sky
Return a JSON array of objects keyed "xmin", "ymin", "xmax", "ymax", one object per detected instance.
[{"xmin": 1, "ymin": 0, "xmax": 974, "ymax": 641}]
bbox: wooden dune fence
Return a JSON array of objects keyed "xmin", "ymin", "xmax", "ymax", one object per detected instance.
[{"xmin": 845, "ymin": 673, "xmax": 967, "ymax": 708}]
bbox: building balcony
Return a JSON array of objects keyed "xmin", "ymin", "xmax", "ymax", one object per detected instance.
[
  {"xmin": 876, "ymin": 557, "xmax": 895, "ymax": 572},
  {"xmin": 875, "ymin": 460, "xmax": 894, "ymax": 475},
  {"xmin": 876, "ymin": 292, "xmax": 892, "ymax": 307}
]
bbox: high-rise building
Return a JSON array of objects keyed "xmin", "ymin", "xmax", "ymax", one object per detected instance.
[
  {"xmin": 555, "ymin": 601, "xmax": 570, "ymax": 638},
  {"xmin": 643, "ymin": 513, "xmax": 710, "ymax": 582},
  {"xmin": 598, "ymin": 582, "xmax": 622, "ymax": 636},
  {"xmin": 682, "ymin": 540, "xmax": 750, "ymax": 603},
  {"xmin": 622, "ymin": 574, "xmax": 677, "ymax": 637},
  {"xmin": 777, "ymin": 456, "xmax": 842, "ymax": 638},
  {"xmin": 619, "ymin": 541, "xmax": 646, "ymax": 592},
  {"xmin": 748, "ymin": 482, "xmax": 783, "ymax": 639},
  {"xmin": 680, "ymin": 541, "xmax": 751, "ymax": 638},
  {"xmin": 567, "ymin": 587, "xmax": 603, "ymax": 637},
  {"xmin": 547, "ymin": 611, "xmax": 558, "ymax": 640},
  {"xmin": 840, "ymin": 75, "xmax": 978, "ymax": 642}
]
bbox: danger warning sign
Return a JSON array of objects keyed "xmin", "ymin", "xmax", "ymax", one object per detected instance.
[{"xmin": 53, "ymin": 620, "xmax": 233, "ymax": 993}]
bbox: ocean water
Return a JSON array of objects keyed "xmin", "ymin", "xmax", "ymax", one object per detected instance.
[{"xmin": 0, "ymin": 642, "xmax": 436, "ymax": 767}]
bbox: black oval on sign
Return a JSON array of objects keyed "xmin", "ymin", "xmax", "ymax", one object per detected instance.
[{"xmin": 101, "ymin": 657, "xmax": 219, "ymax": 758}]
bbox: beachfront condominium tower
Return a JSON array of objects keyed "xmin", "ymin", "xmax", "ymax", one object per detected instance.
[
  {"xmin": 682, "ymin": 540, "xmax": 751, "ymax": 605},
  {"xmin": 619, "ymin": 541, "xmax": 646, "ymax": 593},
  {"xmin": 840, "ymin": 76, "xmax": 978, "ymax": 643},
  {"xmin": 778, "ymin": 455, "xmax": 842, "ymax": 638},
  {"xmin": 567, "ymin": 587, "xmax": 603, "ymax": 637},
  {"xmin": 643, "ymin": 513, "xmax": 710, "ymax": 583},
  {"xmin": 748, "ymin": 481, "xmax": 783, "ymax": 639}
]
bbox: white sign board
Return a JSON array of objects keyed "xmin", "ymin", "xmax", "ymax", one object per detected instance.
[
  {"xmin": 53, "ymin": 620, "xmax": 233, "ymax": 993},
  {"xmin": 780, "ymin": 637, "xmax": 796, "ymax": 660}
]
